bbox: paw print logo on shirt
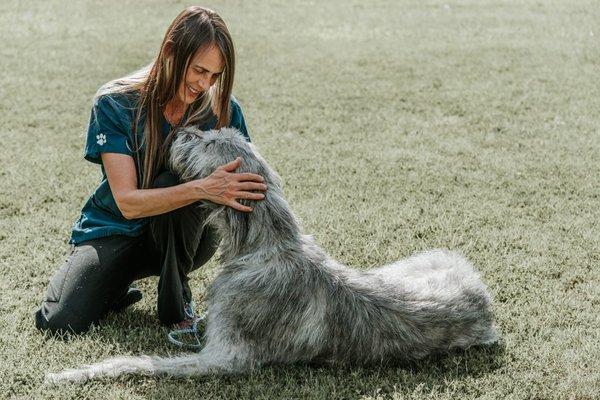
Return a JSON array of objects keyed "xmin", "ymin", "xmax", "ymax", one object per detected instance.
[{"xmin": 96, "ymin": 133, "xmax": 107, "ymax": 146}]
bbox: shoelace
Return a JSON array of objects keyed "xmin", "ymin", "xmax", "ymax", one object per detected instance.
[{"xmin": 167, "ymin": 301, "xmax": 207, "ymax": 350}]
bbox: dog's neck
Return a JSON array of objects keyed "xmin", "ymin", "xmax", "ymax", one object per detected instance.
[{"xmin": 215, "ymin": 186, "xmax": 302, "ymax": 262}]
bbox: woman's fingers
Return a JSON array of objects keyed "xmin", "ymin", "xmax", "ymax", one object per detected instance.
[
  {"xmin": 235, "ymin": 172, "xmax": 265, "ymax": 183},
  {"xmin": 225, "ymin": 191, "xmax": 265, "ymax": 213},
  {"xmin": 236, "ymin": 182, "xmax": 268, "ymax": 191},
  {"xmin": 210, "ymin": 158, "xmax": 267, "ymax": 212},
  {"xmin": 234, "ymin": 191, "xmax": 265, "ymax": 201},
  {"xmin": 217, "ymin": 159, "xmax": 264, "ymax": 183},
  {"xmin": 228, "ymin": 200, "xmax": 253, "ymax": 213},
  {"xmin": 219, "ymin": 157, "xmax": 241, "ymax": 172}
]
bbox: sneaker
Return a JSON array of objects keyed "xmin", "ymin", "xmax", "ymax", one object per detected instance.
[{"xmin": 110, "ymin": 287, "xmax": 143, "ymax": 313}]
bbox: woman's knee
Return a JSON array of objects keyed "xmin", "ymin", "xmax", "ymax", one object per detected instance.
[
  {"xmin": 34, "ymin": 238, "xmax": 138, "ymax": 335},
  {"xmin": 192, "ymin": 227, "xmax": 220, "ymax": 269},
  {"xmin": 34, "ymin": 302, "xmax": 96, "ymax": 335}
]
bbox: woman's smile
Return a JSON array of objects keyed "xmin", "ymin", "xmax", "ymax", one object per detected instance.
[{"xmin": 186, "ymin": 83, "xmax": 202, "ymax": 96}]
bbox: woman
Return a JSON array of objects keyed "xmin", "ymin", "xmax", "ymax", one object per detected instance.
[{"xmin": 34, "ymin": 6, "xmax": 266, "ymax": 334}]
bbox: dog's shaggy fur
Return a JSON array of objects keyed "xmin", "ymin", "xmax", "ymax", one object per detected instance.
[{"xmin": 46, "ymin": 127, "xmax": 498, "ymax": 383}]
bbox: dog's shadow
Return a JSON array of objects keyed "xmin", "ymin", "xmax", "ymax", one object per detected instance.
[
  {"xmin": 247, "ymin": 347, "xmax": 503, "ymax": 399},
  {"xmin": 54, "ymin": 308, "xmax": 505, "ymax": 400},
  {"xmin": 138, "ymin": 344, "xmax": 505, "ymax": 399}
]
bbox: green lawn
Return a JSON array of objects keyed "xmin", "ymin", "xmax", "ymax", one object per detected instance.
[{"xmin": 1, "ymin": 0, "xmax": 598, "ymax": 398}]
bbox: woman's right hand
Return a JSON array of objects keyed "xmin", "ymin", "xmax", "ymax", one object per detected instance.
[{"xmin": 190, "ymin": 157, "xmax": 267, "ymax": 212}]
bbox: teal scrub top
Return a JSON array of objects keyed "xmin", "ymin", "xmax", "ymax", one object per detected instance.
[{"xmin": 69, "ymin": 91, "xmax": 251, "ymax": 245}]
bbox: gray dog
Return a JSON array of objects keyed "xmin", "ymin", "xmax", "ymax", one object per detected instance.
[{"xmin": 46, "ymin": 127, "xmax": 499, "ymax": 383}]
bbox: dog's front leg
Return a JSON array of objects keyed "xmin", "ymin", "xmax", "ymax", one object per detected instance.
[{"xmin": 45, "ymin": 337, "xmax": 254, "ymax": 384}]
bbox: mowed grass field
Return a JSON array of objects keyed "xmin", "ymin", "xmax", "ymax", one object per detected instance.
[{"xmin": 1, "ymin": 0, "xmax": 598, "ymax": 398}]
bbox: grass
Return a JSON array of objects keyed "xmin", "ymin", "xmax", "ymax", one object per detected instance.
[{"xmin": 1, "ymin": 0, "xmax": 599, "ymax": 398}]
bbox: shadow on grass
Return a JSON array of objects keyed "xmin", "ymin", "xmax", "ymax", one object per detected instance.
[
  {"xmin": 135, "ymin": 344, "xmax": 505, "ymax": 400},
  {"xmin": 38, "ymin": 308, "xmax": 175, "ymax": 353}
]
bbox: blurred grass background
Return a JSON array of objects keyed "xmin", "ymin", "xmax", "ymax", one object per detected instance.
[{"xmin": 0, "ymin": 0, "xmax": 598, "ymax": 398}]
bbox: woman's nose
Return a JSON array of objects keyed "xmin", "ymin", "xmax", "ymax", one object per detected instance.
[{"xmin": 198, "ymin": 77, "xmax": 211, "ymax": 91}]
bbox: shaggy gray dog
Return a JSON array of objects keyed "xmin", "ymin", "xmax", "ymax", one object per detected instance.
[{"xmin": 46, "ymin": 127, "xmax": 498, "ymax": 383}]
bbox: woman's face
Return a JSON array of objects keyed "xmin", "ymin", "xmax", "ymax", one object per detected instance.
[{"xmin": 177, "ymin": 44, "xmax": 225, "ymax": 105}]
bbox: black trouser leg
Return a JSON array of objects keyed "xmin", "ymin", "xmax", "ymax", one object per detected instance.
[
  {"xmin": 34, "ymin": 234, "xmax": 156, "ymax": 334},
  {"xmin": 149, "ymin": 171, "xmax": 220, "ymax": 326}
]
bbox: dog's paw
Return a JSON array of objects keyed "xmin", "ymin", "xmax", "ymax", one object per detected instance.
[
  {"xmin": 44, "ymin": 369, "xmax": 89, "ymax": 385},
  {"xmin": 44, "ymin": 372, "xmax": 61, "ymax": 385}
]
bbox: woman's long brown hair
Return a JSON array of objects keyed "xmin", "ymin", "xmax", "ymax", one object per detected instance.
[{"xmin": 96, "ymin": 6, "xmax": 235, "ymax": 188}]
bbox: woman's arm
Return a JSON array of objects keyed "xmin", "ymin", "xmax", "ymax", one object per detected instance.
[{"xmin": 102, "ymin": 152, "xmax": 267, "ymax": 219}]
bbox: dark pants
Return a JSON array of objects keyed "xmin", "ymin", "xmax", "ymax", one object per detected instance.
[{"xmin": 34, "ymin": 171, "xmax": 219, "ymax": 334}]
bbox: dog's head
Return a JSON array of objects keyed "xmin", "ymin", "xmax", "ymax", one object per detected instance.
[
  {"xmin": 169, "ymin": 126, "xmax": 280, "ymax": 187},
  {"xmin": 169, "ymin": 127, "xmax": 298, "ymax": 256}
]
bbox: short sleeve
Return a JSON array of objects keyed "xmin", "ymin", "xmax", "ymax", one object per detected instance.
[
  {"xmin": 229, "ymin": 97, "xmax": 251, "ymax": 142},
  {"xmin": 84, "ymin": 94, "xmax": 134, "ymax": 165}
]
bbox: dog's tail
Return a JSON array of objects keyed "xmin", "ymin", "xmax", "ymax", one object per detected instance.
[{"xmin": 45, "ymin": 353, "xmax": 202, "ymax": 384}]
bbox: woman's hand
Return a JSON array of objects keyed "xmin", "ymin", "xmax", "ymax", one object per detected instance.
[{"xmin": 190, "ymin": 157, "xmax": 267, "ymax": 212}]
